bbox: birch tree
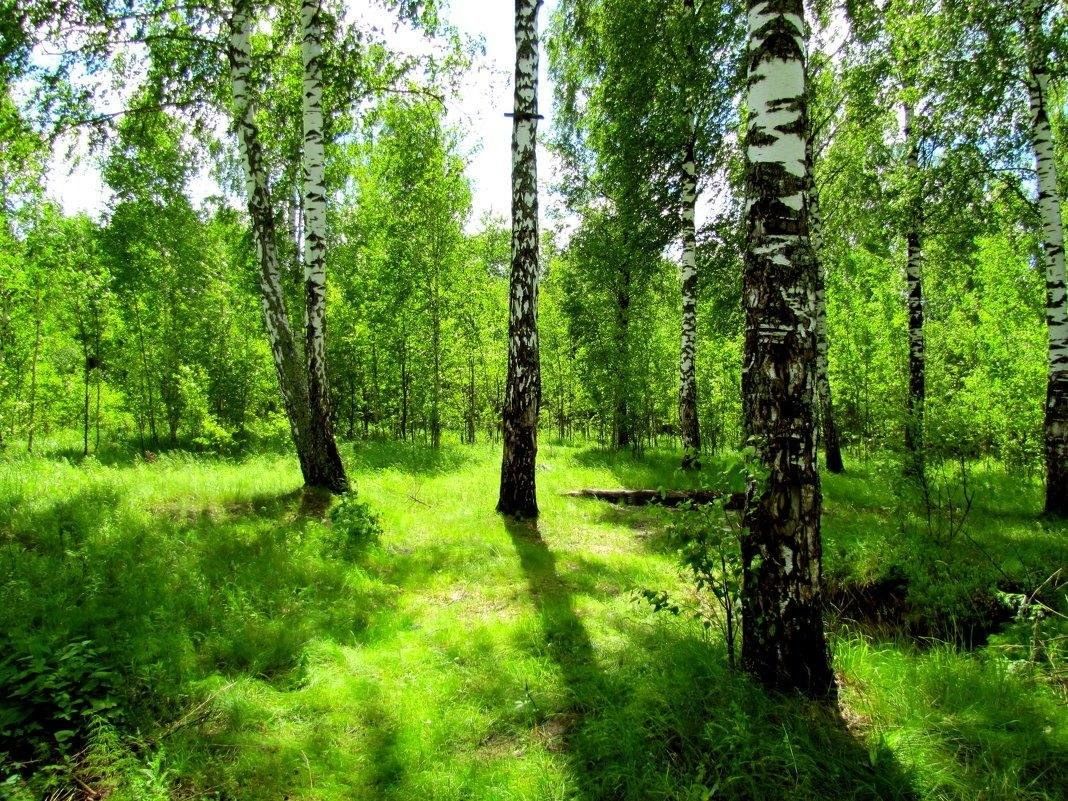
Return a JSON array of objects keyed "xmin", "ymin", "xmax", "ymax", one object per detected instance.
[
  {"xmin": 810, "ymin": 176, "xmax": 845, "ymax": 473},
  {"xmin": 1024, "ymin": 0, "xmax": 1068, "ymax": 515},
  {"xmin": 808, "ymin": 45, "xmax": 844, "ymax": 473},
  {"xmin": 550, "ymin": 0, "xmax": 741, "ymax": 466},
  {"xmin": 740, "ymin": 0, "xmax": 834, "ymax": 697},
  {"xmin": 902, "ymin": 103, "xmax": 926, "ymax": 476},
  {"xmin": 229, "ymin": 0, "xmax": 317, "ymax": 485},
  {"xmin": 678, "ymin": 0, "xmax": 701, "ymax": 469},
  {"xmin": 498, "ymin": 0, "xmax": 542, "ymax": 518},
  {"xmin": 300, "ymin": 0, "xmax": 348, "ymax": 492}
]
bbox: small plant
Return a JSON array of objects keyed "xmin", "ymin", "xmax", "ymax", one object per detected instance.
[
  {"xmin": 0, "ymin": 636, "xmax": 121, "ymax": 768},
  {"xmin": 639, "ymin": 499, "xmax": 743, "ymax": 669},
  {"xmin": 913, "ymin": 454, "xmax": 974, "ymax": 547},
  {"xmin": 993, "ymin": 569, "xmax": 1067, "ymax": 680},
  {"xmin": 329, "ymin": 492, "xmax": 383, "ymax": 554}
]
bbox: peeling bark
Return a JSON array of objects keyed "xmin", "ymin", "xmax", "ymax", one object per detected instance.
[
  {"xmin": 498, "ymin": 0, "xmax": 542, "ymax": 518},
  {"xmin": 740, "ymin": 0, "xmax": 834, "ymax": 698},
  {"xmin": 1025, "ymin": 3, "xmax": 1068, "ymax": 516},
  {"xmin": 301, "ymin": 0, "xmax": 348, "ymax": 492}
]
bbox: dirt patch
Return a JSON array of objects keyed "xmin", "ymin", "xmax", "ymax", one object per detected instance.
[
  {"xmin": 533, "ymin": 712, "xmax": 580, "ymax": 753},
  {"xmin": 477, "ymin": 730, "xmax": 524, "ymax": 759}
]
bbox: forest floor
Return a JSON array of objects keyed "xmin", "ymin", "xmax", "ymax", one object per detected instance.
[{"xmin": 1, "ymin": 440, "xmax": 1066, "ymax": 800}]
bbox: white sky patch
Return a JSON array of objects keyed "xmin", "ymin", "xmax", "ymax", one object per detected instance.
[
  {"xmin": 40, "ymin": 0, "xmax": 562, "ymax": 236},
  {"xmin": 444, "ymin": 0, "xmax": 561, "ymax": 234},
  {"xmin": 46, "ymin": 137, "xmax": 111, "ymax": 215}
]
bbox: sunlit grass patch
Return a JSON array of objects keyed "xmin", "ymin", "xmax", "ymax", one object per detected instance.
[{"xmin": 1, "ymin": 442, "xmax": 1065, "ymax": 800}]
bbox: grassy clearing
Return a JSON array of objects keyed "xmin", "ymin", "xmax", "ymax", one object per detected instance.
[{"xmin": 0, "ymin": 441, "xmax": 1065, "ymax": 800}]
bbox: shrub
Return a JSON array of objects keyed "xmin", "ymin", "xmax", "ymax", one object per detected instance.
[
  {"xmin": 328, "ymin": 493, "xmax": 383, "ymax": 555},
  {"xmin": 0, "ymin": 636, "xmax": 122, "ymax": 768}
]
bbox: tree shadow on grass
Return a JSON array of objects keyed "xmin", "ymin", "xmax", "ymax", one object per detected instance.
[
  {"xmin": 564, "ymin": 622, "xmax": 922, "ymax": 800},
  {"xmin": 504, "ymin": 519, "xmax": 921, "ymax": 800},
  {"xmin": 504, "ymin": 518, "xmax": 616, "ymax": 789},
  {"xmin": 149, "ymin": 486, "xmax": 335, "ymax": 525}
]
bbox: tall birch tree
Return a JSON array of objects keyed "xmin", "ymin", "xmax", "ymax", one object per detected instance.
[
  {"xmin": 300, "ymin": 0, "xmax": 348, "ymax": 492},
  {"xmin": 678, "ymin": 0, "xmax": 701, "ymax": 470},
  {"xmin": 808, "ymin": 44, "xmax": 844, "ymax": 473},
  {"xmin": 902, "ymin": 102, "xmax": 926, "ymax": 476},
  {"xmin": 229, "ymin": 0, "xmax": 317, "ymax": 485},
  {"xmin": 1024, "ymin": 0, "xmax": 1068, "ymax": 515},
  {"xmin": 740, "ymin": 0, "xmax": 834, "ymax": 697},
  {"xmin": 498, "ymin": 0, "xmax": 542, "ymax": 518}
]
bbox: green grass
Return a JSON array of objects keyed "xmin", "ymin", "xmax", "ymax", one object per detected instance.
[{"xmin": 0, "ymin": 441, "xmax": 1065, "ymax": 800}]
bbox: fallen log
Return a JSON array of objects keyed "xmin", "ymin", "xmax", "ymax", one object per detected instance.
[{"xmin": 564, "ymin": 488, "xmax": 745, "ymax": 510}]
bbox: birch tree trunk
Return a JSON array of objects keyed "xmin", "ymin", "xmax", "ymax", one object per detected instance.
[
  {"xmin": 614, "ymin": 269, "xmax": 633, "ymax": 450},
  {"xmin": 808, "ymin": 142, "xmax": 843, "ymax": 473},
  {"xmin": 903, "ymin": 104, "xmax": 926, "ymax": 477},
  {"xmin": 498, "ymin": 0, "xmax": 542, "ymax": 518},
  {"xmin": 1026, "ymin": 4, "xmax": 1068, "ymax": 516},
  {"xmin": 25, "ymin": 296, "xmax": 41, "ymax": 454},
  {"xmin": 431, "ymin": 266, "xmax": 442, "ymax": 449},
  {"xmin": 301, "ymin": 0, "xmax": 348, "ymax": 493},
  {"xmin": 740, "ymin": 0, "xmax": 834, "ymax": 698},
  {"xmin": 81, "ymin": 330, "xmax": 90, "ymax": 457},
  {"xmin": 679, "ymin": 130, "xmax": 702, "ymax": 469},
  {"xmin": 678, "ymin": 0, "xmax": 701, "ymax": 470},
  {"xmin": 229, "ymin": 0, "xmax": 315, "ymax": 484}
]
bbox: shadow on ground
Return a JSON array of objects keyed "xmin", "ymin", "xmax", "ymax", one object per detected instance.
[{"xmin": 503, "ymin": 516, "xmax": 919, "ymax": 800}]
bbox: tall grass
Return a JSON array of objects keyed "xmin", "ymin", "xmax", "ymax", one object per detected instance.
[{"xmin": 0, "ymin": 442, "xmax": 1064, "ymax": 800}]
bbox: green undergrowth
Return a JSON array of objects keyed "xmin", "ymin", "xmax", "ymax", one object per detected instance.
[
  {"xmin": 821, "ymin": 454, "xmax": 1068, "ymax": 647},
  {"xmin": 0, "ymin": 441, "xmax": 1064, "ymax": 800}
]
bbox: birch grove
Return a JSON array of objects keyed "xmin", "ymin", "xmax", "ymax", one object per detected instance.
[{"xmin": 2, "ymin": 2, "xmax": 1067, "ymax": 773}]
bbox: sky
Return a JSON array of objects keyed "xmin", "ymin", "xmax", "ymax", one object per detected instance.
[{"xmin": 44, "ymin": 0, "xmax": 561, "ymax": 232}]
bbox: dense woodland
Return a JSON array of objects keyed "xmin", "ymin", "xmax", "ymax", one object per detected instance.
[{"xmin": 1, "ymin": 0, "xmax": 1067, "ymax": 799}]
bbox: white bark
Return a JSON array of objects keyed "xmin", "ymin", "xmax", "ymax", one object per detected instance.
[
  {"xmin": 740, "ymin": 0, "xmax": 832, "ymax": 697},
  {"xmin": 1027, "ymin": 55, "xmax": 1068, "ymax": 380},
  {"xmin": 902, "ymin": 103, "xmax": 926, "ymax": 466},
  {"xmin": 302, "ymin": 0, "xmax": 329, "ymax": 392},
  {"xmin": 229, "ymin": 0, "xmax": 306, "ymax": 432},
  {"xmin": 744, "ymin": 1, "xmax": 813, "ymax": 334},
  {"xmin": 679, "ymin": 133, "xmax": 700, "ymax": 465},
  {"xmin": 1026, "ymin": 0, "xmax": 1068, "ymax": 512},
  {"xmin": 498, "ymin": 0, "xmax": 542, "ymax": 517}
]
